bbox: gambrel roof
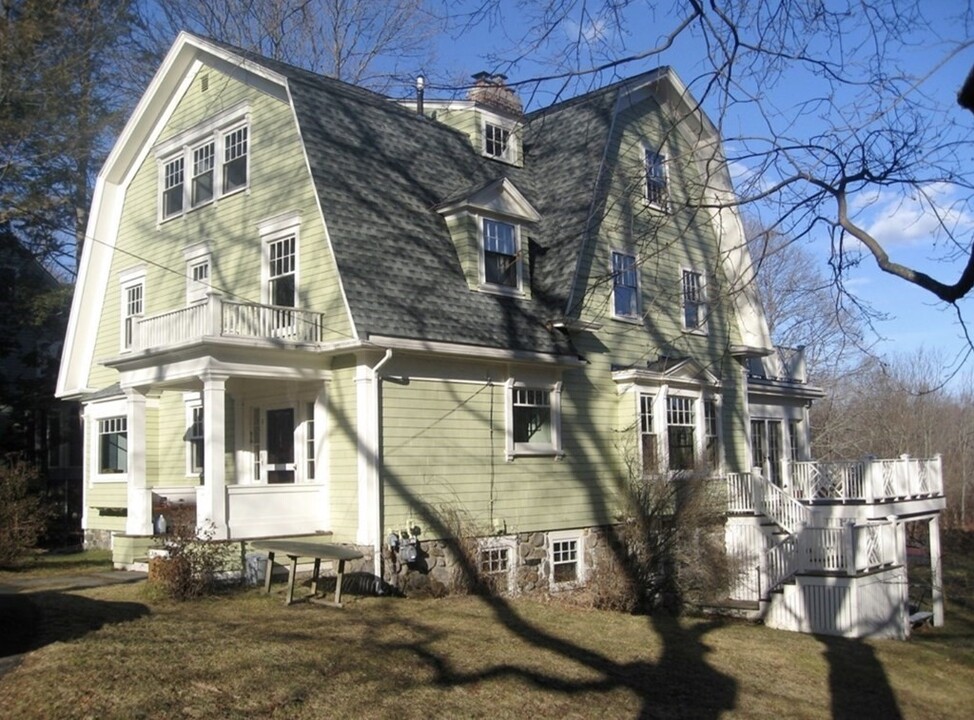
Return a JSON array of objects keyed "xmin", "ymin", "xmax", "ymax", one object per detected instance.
[{"xmin": 58, "ymin": 32, "xmax": 771, "ymax": 397}]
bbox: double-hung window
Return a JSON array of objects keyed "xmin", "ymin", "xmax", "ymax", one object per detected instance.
[
  {"xmin": 191, "ymin": 142, "xmax": 215, "ymax": 206},
  {"xmin": 645, "ymin": 148, "xmax": 668, "ymax": 207},
  {"xmin": 223, "ymin": 126, "xmax": 248, "ymax": 192},
  {"xmin": 612, "ymin": 251, "xmax": 639, "ymax": 319},
  {"xmin": 682, "ymin": 269, "xmax": 707, "ymax": 332},
  {"xmin": 667, "ymin": 395, "xmax": 696, "ymax": 471},
  {"xmin": 640, "ymin": 394, "xmax": 658, "ymax": 475},
  {"xmin": 162, "ymin": 157, "xmax": 184, "ymax": 219},
  {"xmin": 99, "ymin": 417, "xmax": 127, "ymax": 474},
  {"xmin": 507, "ymin": 381, "xmax": 562, "ymax": 458},
  {"xmin": 187, "ymin": 403, "xmax": 204, "ymax": 475},
  {"xmin": 268, "ymin": 234, "xmax": 296, "ymax": 309},
  {"xmin": 704, "ymin": 399, "xmax": 720, "ymax": 470},
  {"xmin": 483, "ymin": 218, "xmax": 519, "ymax": 289}
]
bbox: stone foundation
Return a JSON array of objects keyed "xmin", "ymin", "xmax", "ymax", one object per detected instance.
[
  {"xmin": 382, "ymin": 526, "xmax": 615, "ymax": 598},
  {"xmin": 84, "ymin": 528, "xmax": 114, "ymax": 550}
]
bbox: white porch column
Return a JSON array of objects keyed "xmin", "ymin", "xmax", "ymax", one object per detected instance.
[
  {"xmin": 124, "ymin": 388, "xmax": 152, "ymax": 535},
  {"xmin": 930, "ymin": 514, "xmax": 945, "ymax": 627},
  {"xmin": 200, "ymin": 373, "xmax": 228, "ymax": 539}
]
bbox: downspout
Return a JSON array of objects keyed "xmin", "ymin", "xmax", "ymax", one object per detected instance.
[{"xmin": 370, "ymin": 349, "xmax": 393, "ymax": 588}]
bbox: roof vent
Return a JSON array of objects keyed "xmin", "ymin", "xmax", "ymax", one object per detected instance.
[{"xmin": 468, "ymin": 72, "xmax": 522, "ymax": 115}]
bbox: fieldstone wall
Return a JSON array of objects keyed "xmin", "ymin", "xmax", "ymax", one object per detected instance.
[{"xmin": 84, "ymin": 528, "xmax": 113, "ymax": 550}]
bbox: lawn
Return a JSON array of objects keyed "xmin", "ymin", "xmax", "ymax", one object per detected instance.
[{"xmin": 0, "ymin": 549, "xmax": 971, "ymax": 719}]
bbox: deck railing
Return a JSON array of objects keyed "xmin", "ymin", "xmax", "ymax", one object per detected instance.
[
  {"xmin": 133, "ymin": 293, "xmax": 324, "ymax": 351},
  {"xmin": 791, "ymin": 455, "xmax": 942, "ymax": 502}
]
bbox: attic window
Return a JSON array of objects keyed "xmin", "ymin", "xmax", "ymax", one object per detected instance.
[
  {"xmin": 156, "ymin": 109, "xmax": 250, "ymax": 222},
  {"xmin": 645, "ymin": 148, "xmax": 668, "ymax": 208},
  {"xmin": 482, "ymin": 218, "xmax": 520, "ymax": 289},
  {"xmin": 200, "ymin": 74, "xmax": 209, "ymax": 92},
  {"xmin": 485, "ymin": 122, "xmax": 510, "ymax": 159}
]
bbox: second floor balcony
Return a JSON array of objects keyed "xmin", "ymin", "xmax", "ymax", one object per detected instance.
[{"xmin": 128, "ymin": 293, "xmax": 325, "ymax": 353}]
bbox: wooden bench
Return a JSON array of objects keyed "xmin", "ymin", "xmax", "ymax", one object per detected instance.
[{"xmin": 253, "ymin": 540, "xmax": 364, "ymax": 607}]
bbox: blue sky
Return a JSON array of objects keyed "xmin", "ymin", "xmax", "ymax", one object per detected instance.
[{"xmin": 426, "ymin": 1, "xmax": 974, "ymax": 380}]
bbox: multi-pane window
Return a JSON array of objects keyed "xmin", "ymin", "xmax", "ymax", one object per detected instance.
[
  {"xmin": 306, "ymin": 402, "xmax": 315, "ymax": 480},
  {"xmin": 484, "ymin": 122, "xmax": 511, "ymax": 159},
  {"xmin": 789, "ymin": 419, "xmax": 802, "ymax": 461},
  {"xmin": 513, "ymin": 387, "xmax": 551, "ymax": 447},
  {"xmin": 667, "ymin": 395, "xmax": 696, "ymax": 471},
  {"xmin": 551, "ymin": 539, "xmax": 578, "ymax": 583},
  {"xmin": 612, "ymin": 251, "xmax": 639, "ymax": 318},
  {"xmin": 483, "ymin": 219, "xmax": 518, "ymax": 288},
  {"xmin": 98, "ymin": 417, "xmax": 127, "ymax": 474},
  {"xmin": 187, "ymin": 405, "xmax": 204, "ymax": 475},
  {"xmin": 159, "ymin": 121, "xmax": 248, "ymax": 220},
  {"xmin": 480, "ymin": 546, "xmax": 510, "ymax": 591},
  {"xmin": 123, "ymin": 282, "xmax": 143, "ymax": 350},
  {"xmin": 640, "ymin": 394, "xmax": 657, "ymax": 475},
  {"xmin": 704, "ymin": 399, "xmax": 719, "ymax": 470},
  {"xmin": 162, "ymin": 157, "xmax": 184, "ymax": 218},
  {"xmin": 223, "ymin": 126, "xmax": 248, "ymax": 192},
  {"xmin": 268, "ymin": 235, "xmax": 296, "ymax": 331},
  {"xmin": 682, "ymin": 269, "xmax": 706, "ymax": 331},
  {"xmin": 187, "ymin": 257, "xmax": 210, "ymax": 303},
  {"xmin": 191, "ymin": 142, "xmax": 215, "ymax": 206},
  {"xmin": 645, "ymin": 148, "xmax": 668, "ymax": 207}
]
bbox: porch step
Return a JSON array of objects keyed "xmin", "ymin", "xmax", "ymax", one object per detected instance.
[{"xmin": 701, "ymin": 598, "xmax": 761, "ymax": 620}]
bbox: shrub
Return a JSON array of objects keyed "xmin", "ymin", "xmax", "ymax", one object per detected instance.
[
  {"xmin": 148, "ymin": 517, "xmax": 233, "ymax": 601},
  {"xmin": 0, "ymin": 458, "xmax": 52, "ymax": 568}
]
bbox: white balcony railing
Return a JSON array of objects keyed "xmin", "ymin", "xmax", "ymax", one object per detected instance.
[
  {"xmin": 790, "ymin": 455, "xmax": 943, "ymax": 503},
  {"xmin": 133, "ymin": 294, "xmax": 324, "ymax": 351},
  {"xmin": 746, "ymin": 346, "xmax": 807, "ymax": 384}
]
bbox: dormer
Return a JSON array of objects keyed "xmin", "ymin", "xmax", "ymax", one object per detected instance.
[
  {"xmin": 411, "ymin": 73, "xmax": 524, "ymax": 166},
  {"xmin": 436, "ymin": 178, "xmax": 541, "ymax": 297}
]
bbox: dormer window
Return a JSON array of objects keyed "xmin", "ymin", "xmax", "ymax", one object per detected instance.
[
  {"xmin": 481, "ymin": 117, "xmax": 518, "ymax": 164},
  {"xmin": 483, "ymin": 218, "xmax": 519, "ymax": 288},
  {"xmin": 485, "ymin": 122, "xmax": 511, "ymax": 159}
]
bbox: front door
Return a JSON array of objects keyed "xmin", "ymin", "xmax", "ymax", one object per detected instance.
[
  {"xmin": 265, "ymin": 408, "xmax": 295, "ymax": 484},
  {"xmin": 751, "ymin": 419, "xmax": 783, "ymax": 486}
]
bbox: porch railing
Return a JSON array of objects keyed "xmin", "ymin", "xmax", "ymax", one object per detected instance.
[
  {"xmin": 134, "ymin": 293, "xmax": 324, "ymax": 351},
  {"xmin": 790, "ymin": 455, "xmax": 942, "ymax": 503}
]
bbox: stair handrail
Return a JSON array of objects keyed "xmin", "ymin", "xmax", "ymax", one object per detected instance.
[
  {"xmin": 758, "ymin": 534, "xmax": 799, "ymax": 599},
  {"xmin": 754, "ymin": 472, "xmax": 812, "ymax": 534}
]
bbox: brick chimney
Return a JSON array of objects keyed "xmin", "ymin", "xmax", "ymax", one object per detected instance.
[{"xmin": 468, "ymin": 72, "xmax": 523, "ymax": 115}]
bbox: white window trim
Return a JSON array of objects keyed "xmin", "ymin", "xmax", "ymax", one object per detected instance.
[
  {"xmin": 119, "ymin": 269, "xmax": 146, "ymax": 353},
  {"xmin": 87, "ymin": 398, "xmax": 128, "ymax": 484},
  {"xmin": 481, "ymin": 114, "xmax": 519, "ymax": 164},
  {"xmin": 478, "ymin": 535, "xmax": 518, "ymax": 594},
  {"xmin": 155, "ymin": 105, "xmax": 251, "ymax": 224},
  {"xmin": 183, "ymin": 243, "xmax": 212, "ymax": 304},
  {"xmin": 548, "ymin": 529, "xmax": 585, "ymax": 590},
  {"xmin": 184, "ymin": 394, "xmax": 204, "ymax": 477},
  {"xmin": 638, "ymin": 392, "xmax": 658, "ymax": 476},
  {"xmin": 631, "ymin": 385, "xmax": 721, "ymax": 475},
  {"xmin": 680, "ymin": 266, "xmax": 708, "ymax": 335},
  {"xmin": 610, "ymin": 249, "xmax": 641, "ymax": 322},
  {"xmin": 478, "ymin": 215, "xmax": 524, "ymax": 296},
  {"xmin": 504, "ymin": 379, "xmax": 563, "ymax": 460},
  {"xmin": 644, "ymin": 144, "xmax": 669, "ymax": 211},
  {"xmin": 260, "ymin": 214, "xmax": 302, "ymax": 308}
]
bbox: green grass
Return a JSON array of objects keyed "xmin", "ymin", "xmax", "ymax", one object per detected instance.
[{"xmin": 0, "ymin": 548, "xmax": 971, "ymax": 719}]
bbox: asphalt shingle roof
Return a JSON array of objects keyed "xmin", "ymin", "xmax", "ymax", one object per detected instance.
[{"xmin": 205, "ymin": 38, "xmax": 656, "ymax": 358}]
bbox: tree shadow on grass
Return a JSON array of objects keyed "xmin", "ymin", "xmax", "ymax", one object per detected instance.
[
  {"xmin": 817, "ymin": 635, "xmax": 902, "ymax": 720},
  {"xmin": 0, "ymin": 591, "xmax": 149, "ymax": 673}
]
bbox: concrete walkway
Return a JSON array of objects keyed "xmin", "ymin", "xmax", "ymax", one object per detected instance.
[{"xmin": 0, "ymin": 571, "xmax": 146, "ymax": 595}]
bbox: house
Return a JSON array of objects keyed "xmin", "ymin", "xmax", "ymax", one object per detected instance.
[
  {"xmin": 56, "ymin": 33, "xmax": 945, "ymax": 638},
  {"xmin": 1, "ymin": 230, "xmax": 83, "ymax": 543}
]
